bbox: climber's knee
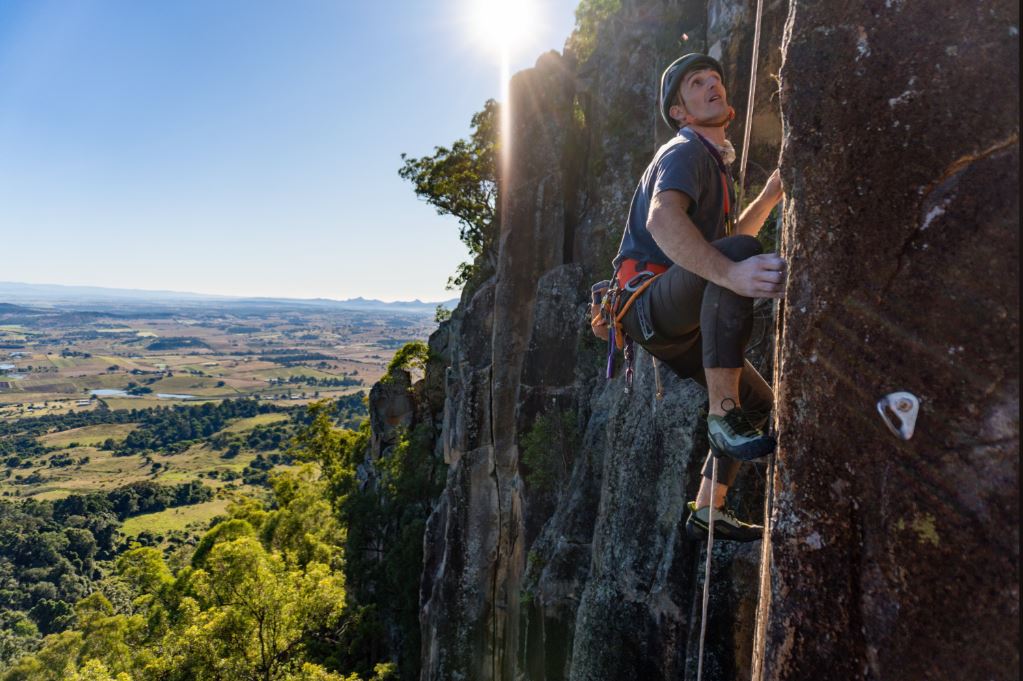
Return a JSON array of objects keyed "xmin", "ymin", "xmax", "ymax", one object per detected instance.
[{"xmin": 715, "ymin": 234, "xmax": 763, "ymax": 262}]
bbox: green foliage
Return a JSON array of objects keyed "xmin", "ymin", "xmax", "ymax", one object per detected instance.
[
  {"xmin": 189, "ymin": 518, "xmax": 257, "ymax": 569},
  {"xmin": 2, "ymin": 463, "xmax": 360, "ymax": 681},
  {"xmin": 567, "ymin": 0, "xmax": 621, "ymax": 62},
  {"xmin": 433, "ymin": 305, "xmax": 451, "ymax": 323},
  {"xmin": 520, "ymin": 411, "xmax": 580, "ymax": 494},
  {"xmin": 4, "ymin": 397, "xmax": 433, "ymax": 681},
  {"xmin": 0, "ymin": 497, "xmax": 120, "ymax": 652},
  {"xmin": 384, "ymin": 341, "xmax": 430, "ymax": 381},
  {"xmin": 295, "ymin": 400, "xmax": 442, "ymax": 681},
  {"xmin": 399, "ymin": 100, "xmax": 499, "ymax": 291}
]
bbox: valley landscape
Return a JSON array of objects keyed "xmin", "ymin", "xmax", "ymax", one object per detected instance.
[
  {"xmin": 0, "ymin": 284, "xmax": 450, "ymax": 677},
  {"xmin": 0, "ymin": 285, "xmax": 442, "ymax": 532}
]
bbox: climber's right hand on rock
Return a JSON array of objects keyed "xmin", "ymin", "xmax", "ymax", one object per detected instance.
[{"xmin": 725, "ymin": 253, "xmax": 786, "ymax": 299}]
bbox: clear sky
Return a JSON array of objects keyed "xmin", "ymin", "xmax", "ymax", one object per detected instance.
[{"xmin": 0, "ymin": 0, "xmax": 580, "ymax": 302}]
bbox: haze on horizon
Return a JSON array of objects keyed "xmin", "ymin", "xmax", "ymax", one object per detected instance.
[{"xmin": 0, "ymin": 0, "xmax": 579, "ymax": 303}]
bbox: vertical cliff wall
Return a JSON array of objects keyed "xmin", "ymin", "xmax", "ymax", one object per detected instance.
[
  {"xmin": 760, "ymin": 2, "xmax": 1019, "ymax": 680},
  {"xmin": 411, "ymin": 0, "xmax": 1017, "ymax": 679},
  {"xmin": 418, "ymin": 1, "xmax": 786, "ymax": 679}
]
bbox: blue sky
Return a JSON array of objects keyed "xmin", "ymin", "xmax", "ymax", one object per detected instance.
[{"xmin": 0, "ymin": 0, "xmax": 580, "ymax": 302}]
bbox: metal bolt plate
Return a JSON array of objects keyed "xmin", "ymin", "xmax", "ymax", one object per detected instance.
[{"xmin": 876, "ymin": 391, "xmax": 920, "ymax": 440}]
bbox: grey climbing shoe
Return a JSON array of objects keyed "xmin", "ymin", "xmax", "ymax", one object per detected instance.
[
  {"xmin": 685, "ymin": 501, "xmax": 763, "ymax": 543},
  {"xmin": 707, "ymin": 401, "xmax": 775, "ymax": 461}
]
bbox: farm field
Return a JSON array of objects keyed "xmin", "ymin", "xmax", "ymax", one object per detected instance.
[
  {"xmin": 4, "ymin": 430, "xmax": 266, "ymax": 500},
  {"xmin": 0, "ymin": 299, "xmax": 435, "ymax": 419},
  {"xmin": 0, "ymin": 298, "xmax": 433, "ymax": 511},
  {"xmin": 0, "ymin": 296, "xmax": 436, "ymax": 543},
  {"xmin": 120, "ymin": 496, "xmax": 237, "ymax": 537},
  {"xmin": 0, "ymin": 288, "xmax": 448, "ymax": 673}
]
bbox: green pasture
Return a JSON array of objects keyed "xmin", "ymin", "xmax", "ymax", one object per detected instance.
[
  {"xmin": 99, "ymin": 397, "xmax": 221, "ymax": 411},
  {"xmin": 43, "ymin": 356, "xmax": 78, "ymax": 369},
  {"xmin": 120, "ymin": 497, "xmax": 235, "ymax": 537},
  {"xmin": 72, "ymin": 374, "xmax": 130, "ymax": 390},
  {"xmin": 102, "ymin": 397, "xmax": 168, "ymax": 411},
  {"xmin": 219, "ymin": 413, "xmax": 290, "ymax": 433},
  {"xmin": 37, "ymin": 423, "xmax": 138, "ymax": 448},
  {"xmin": 148, "ymin": 374, "xmax": 229, "ymax": 393},
  {"xmin": 14, "ymin": 379, "xmax": 80, "ymax": 394},
  {"xmin": 4, "ymin": 437, "xmax": 271, "ymax": 501},
  {"xmin": 2, "ymin": 447, "xmax": 155, "ymax": 499},
  {"xmin": 240, "ymin": 365, "xmax": 341, "ymax": 381},
  {"xmin": 92, "ymin": 355, "xmax": 149, "ymax": 371}
]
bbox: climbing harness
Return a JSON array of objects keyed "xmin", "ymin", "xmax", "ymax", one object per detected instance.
[{"xmin": 590, "ymin": 259, "xmax": 667, "ymax": 392}]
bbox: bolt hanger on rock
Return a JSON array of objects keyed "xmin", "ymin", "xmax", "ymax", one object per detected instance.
[{"xmin": 877, "ymin": 391, "xmax": 920, "ymax": 440}]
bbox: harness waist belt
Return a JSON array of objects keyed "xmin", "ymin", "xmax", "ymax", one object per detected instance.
[{"xmin": 617, "ymin": 258, "xmax": 669, "ymax": 289}]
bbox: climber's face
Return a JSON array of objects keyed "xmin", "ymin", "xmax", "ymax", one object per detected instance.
[{"xmin": 670, "ymin": 68, "xmax": 730, "ymax": 127}]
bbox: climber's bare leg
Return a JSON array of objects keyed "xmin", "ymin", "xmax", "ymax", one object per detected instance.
[
  {"xmin": 705, "ymin": 366, "xmax": 741, "ymax": 416},
  {"xmin": 695, "ymin": 476, "xmax": 729, "ymax": 509},
  {"xmin": 695, "ymin": 367, "xmax": 741, "ymax": 508}
]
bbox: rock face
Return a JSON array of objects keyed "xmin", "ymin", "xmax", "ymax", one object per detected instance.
[
  {"xmin": 758, "ymin": 2, "xmax": 1019, "ymax": 680},
  {"xmin": 417, "ymin": 1, "xmax": 786, "ymax": 680},
  {"xmin": 411, "ymin": 0, "xmax": 1017, "ymax": 679}
]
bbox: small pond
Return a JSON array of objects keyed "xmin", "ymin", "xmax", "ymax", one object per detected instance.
[{"xmin": 91, "ymin": 389, "xmax": 130, "ymax": 397}]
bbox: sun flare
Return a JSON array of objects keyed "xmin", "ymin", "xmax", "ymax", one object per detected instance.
[{"xmin": 468, "ymin": 0, "xmax": 538, "ymax": 54}]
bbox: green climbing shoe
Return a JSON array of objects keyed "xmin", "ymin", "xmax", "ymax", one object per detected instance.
[
  {"xmin": 685, "ymin": 501, "xmax": 763, "ymax": 543},
  {"xmin": 707, "ymin": 401, "xmax": 775, "ymax": 461}
]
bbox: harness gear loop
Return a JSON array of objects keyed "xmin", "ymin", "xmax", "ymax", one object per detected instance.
[{"xmin": 612, "ymin": 272, "xmax": 661, "ymax": 351}]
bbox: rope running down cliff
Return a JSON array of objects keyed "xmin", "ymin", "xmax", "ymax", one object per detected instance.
[
  {"xmin": 694, "ymin": 0, "xmax": 767, "ymax": 678},
  {"xmin": 736, "ymin": 0, "xmax": 765, "ymax": 210}
]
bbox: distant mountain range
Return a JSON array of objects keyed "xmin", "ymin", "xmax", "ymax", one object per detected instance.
[{"xmin": 0, "ymin": 281, "xmax": 458, "ymax": 313}]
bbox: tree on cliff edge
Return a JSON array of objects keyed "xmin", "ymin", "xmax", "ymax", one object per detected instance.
[{"xmin": 399, "ymin": 99, "xmax": 499, "ymax": 291}]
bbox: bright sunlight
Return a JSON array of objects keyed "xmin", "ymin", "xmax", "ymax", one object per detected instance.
[{"xmin": 468, "ymin": 0, "xmax": 539, "ymax": 54}]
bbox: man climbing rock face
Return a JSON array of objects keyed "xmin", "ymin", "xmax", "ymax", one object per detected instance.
[{"xmin": 612, "ymin": 53, "xmax": 785, "ymax": 542}]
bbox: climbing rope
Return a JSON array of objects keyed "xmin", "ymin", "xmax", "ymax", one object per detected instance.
[
  {"xmin": 694, "ymin": 0, "xmax": 766, "ymax": 677},
  {"xmin": 653, "ymin": 357, "xmax": 665, "ymax": 401},
  {"xmin": 750, "ymin": 202, "xmax": 784, "ymax": 681},
  {"xmin": 736, "ymin": 0, "xmax": 765, "ymax": 212},
  {"xmin": 695, "ymin": 455, "xmax": 718, "ymax": 681}
]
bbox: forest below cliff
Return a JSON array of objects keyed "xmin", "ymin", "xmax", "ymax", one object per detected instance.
[{"xmin": 1, "ymin": 347, "xmax": 437, "ymax": 681}]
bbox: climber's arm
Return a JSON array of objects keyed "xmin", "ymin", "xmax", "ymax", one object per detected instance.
[
  {"xmin": 648, "ymin": 191, "xmax": 734, "ymax": 286},
  {"xmin": 736, "ymin": 168, "xmax": 784, "ymax": 237},
  {"xmin": 648, "ymin": 190, "xmax": 785, "ymax": 299}
]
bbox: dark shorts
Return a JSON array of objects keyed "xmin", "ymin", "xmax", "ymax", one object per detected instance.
[{"xmin": 620, "ymin": 234, "xmax": 774, "ymax": 485}]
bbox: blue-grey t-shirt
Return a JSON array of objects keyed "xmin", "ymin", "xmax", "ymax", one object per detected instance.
[{"xmin": 612, "ymin": 128, "xmax": 734, "ymax": 270}]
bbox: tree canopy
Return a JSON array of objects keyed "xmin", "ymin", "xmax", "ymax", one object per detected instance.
[{"xmin": 398, "ymin": 99, "xmax": 499, "ymax": 290}]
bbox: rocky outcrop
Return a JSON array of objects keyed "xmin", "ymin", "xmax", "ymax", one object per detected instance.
[
  {"xmin": 369, "ymin": 371, "xmax": 415, "ymax": 459},
  {"xmin": 418, "ymin": 1, "xmax": 786, "ymax": 680},
  {"xmin": 408, "ymin": 0, "xmax": 1017, "ymax": 679},
  {"xmin": 758, "ymin": 2, "xmax": 1019, "ymax": 680}
]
